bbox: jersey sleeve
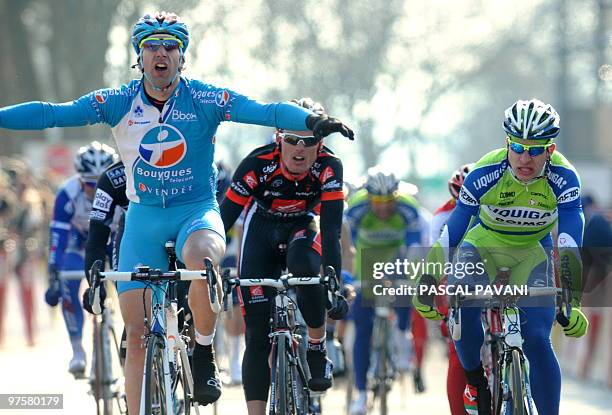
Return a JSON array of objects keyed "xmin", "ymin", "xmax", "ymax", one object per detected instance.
[
  {"xmin": 48, "ymin": 188, "xmax": 73, "ymax": 272},
  {"xmin": 188, "ymin": 81, "xmax": 311, "ymax": 131},
  {"xmin": 344, "ymin": 191, "xmax": 368, "ymax": 243},
  {"xmin": 89, "ymin": 166, "xmax": 124, "ymax": 228},
  {"xmin": 0, "ymin": 82, "xmax": 137, "ymax": 130},
  {"xmin": 319, "ymin": 157, "xmax": 344, "ymax": 202},
  {"xmin": 224, "ymin": 156, "xmax": 257, "ymax": 207},
  {"xmin": 548, "ymin": 162, "xmax": 585, "ymax": 305}
]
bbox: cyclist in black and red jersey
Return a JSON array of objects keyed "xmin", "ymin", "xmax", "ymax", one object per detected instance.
[{"xmin": 220, "ymin": 98, "xmax": 349, "ymax": 415}]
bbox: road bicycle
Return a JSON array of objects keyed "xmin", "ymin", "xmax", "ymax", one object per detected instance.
[
  {"xmin": 61, "ymin": 269, "xmax": 127, "ymax": 415},
  {"xmin": 221, "ymin": 266, "xmax": 339, "ymax": 415},
  {"xmin": 89, "ymin": 241, "xmax": 222, "ymax": 415},
  {"xmin": 449, "ymin": 267, "xmax": 572, "ymax": 415}
]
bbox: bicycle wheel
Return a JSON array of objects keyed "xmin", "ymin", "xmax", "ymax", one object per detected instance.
[
  {"xmin": 175, "ymin": 341, "xmax": 193, "ymax": 415},
  {"xmin": 270, "ymin": 338, "xmax": 288, "ymax": 414},
  {"xmin": 509, "ymin": 349, "xmax": 527, "ymax": 415},
  {"xmin": 378, "ymin": 340, "xmax": 388, "ymax": 415},
  {"xmin": 290, "ymin": 351, "xmax": 310, "ymax": 414},
  {"xmin": 92, "ymin": 317, "xmax": 105, "ymax": 415},
  {"xmin": 143, "ymin": 335, "xmax": 168, "ymax": 415},
  {"xmin": 108, "ymin": 325, "xmax": 128, "ymax": 414},
  {"xmin": 490, "ymin": 342, "xmax": 503, "ymax": 415}
]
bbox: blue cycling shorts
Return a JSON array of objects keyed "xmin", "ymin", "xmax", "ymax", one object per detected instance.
[{"xmin": 117, "ymin": 200, "xmax": 225, "ymax": 294}]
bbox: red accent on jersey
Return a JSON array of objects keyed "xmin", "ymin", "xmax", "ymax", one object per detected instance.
[
  {"xmin": 243, "ymin": 171, "xmax": 258, "ymax": 189},
  {"xmin": 320, "ymin": 166, "xmax": 335, "ymax": 183},
  {"xmin": 226, "ymin": 189, "xmax": 249, "ymax": 206},
  {"xmin": 321, "ymin": 191, "xmax": 344, "ymax": 201},
  {"xmin": 271, "ymin": 199, "xmax": 307, "ymax": 213},
  {"xmin": 312, "ymin": 232, "xmax": 322, "ymax": 255}
]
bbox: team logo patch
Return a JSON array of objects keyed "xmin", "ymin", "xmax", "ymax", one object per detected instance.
[
  {"xmin": 320, "ymin": 166, "xmax": 334, "ymax": 183},
  {"xmin": 95, "ymin": 92, "xmax": 106, "ymax": 104},
  {"xmin": 271, "ymin": 199, "xmax": 306, "ymax": 213},
  {"xmin": 243, "ymin": 171, "xmax": 258, "ymax": 189},
  {"xmin": 138, "ymin": 125, "xmax": 187, "ymax": 168},
  {"xmin": 92, "ymin": 189, "xmax": 113, "ymax": 212},
  {"xmin": 215, "ymin": 90, "xmax": 230, "ymax": 107},
  {"xmin": 249, "ymin": 285, "xmax": 264, "ymax": 297}
]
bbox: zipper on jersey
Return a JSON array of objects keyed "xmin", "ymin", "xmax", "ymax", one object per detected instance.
[{"xmin": 158, "ymin": 108, "xmax": 166, "ymax": 208}]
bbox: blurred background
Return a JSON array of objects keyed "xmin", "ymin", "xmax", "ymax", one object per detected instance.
[
  {"xmin": 0, "ymin": 0, "xmax": 610, "ymax": 413},
  {"xmin": 0, "ymin": 0, "xmax": 610, "ymax": 205}
]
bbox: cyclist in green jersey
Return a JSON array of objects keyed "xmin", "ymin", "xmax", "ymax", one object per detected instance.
[
  {"xmin": 345, "ymin": 167, "xmax": 430, "ymax": 414},
  {"xmin": 414, "ymin": 99, "xmax": 588, "ymax": 415}
]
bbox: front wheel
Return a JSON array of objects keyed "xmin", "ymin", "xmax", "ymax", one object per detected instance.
[
  {"xmin": 143, "ymin": 335, "xmax": 168, "ymax": 415},
  {"xmin": 509, "ymin": 349, "xmax": 528, "ymax": 415},
  {"xmin": 490, "ymin": 341, "xmax": 503, "ymax": 415},
  {"xmin": 271, "ymin": 338, "xmax": 289, "ymax": 414}
]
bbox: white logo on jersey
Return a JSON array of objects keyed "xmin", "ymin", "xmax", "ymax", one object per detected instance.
[
  {"xmin": 171, "ymin": 110, "xmax": 197, "ymax": 121},
  {"xmin": 459, "ymin": 188, "xmax": 478, "ymax": 206},
  {"xmin": 557, "ymin": 187, "xmax": 580, "ymax": 204},
  {"xmin": 93, "ymin": 189, "xmax": 113, "ymax": 212},
  {"xmin": 483, "ymin": 206, "xmax": 557, "ymax": 227}
]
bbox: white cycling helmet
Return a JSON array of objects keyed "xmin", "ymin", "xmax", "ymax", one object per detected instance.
[
  {"xmin": 365, "ymin": 166, "xmax": 399, "ymax": 196},
  {"xmin": 74, "ymin": 141, "xmax": 118, "ymax": 180},
  {"xmin": 502, "ymin": 98, "xmax": 560, "ymax": 141}
]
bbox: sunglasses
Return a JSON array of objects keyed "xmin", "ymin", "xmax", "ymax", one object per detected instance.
[
  {"xmin": 139, "ymin": 37, "xmax": 183, "ymax": 52},
  {"xmin": 81, "ymin": 178, "xmax": 98, "ymax": 189},
  {"xmin": 369, "ymin": 194, "xmax": 396, "ymax": 203},
  {"xmin": 278, "ymin": 132, "xmax": 321, "ymax": 147},
  {"xmin": 507, "ymin": 137, "xmax": 553, "ymax": 157}
]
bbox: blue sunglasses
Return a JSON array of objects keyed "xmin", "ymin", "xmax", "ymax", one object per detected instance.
[
  {"xmin": 507, "ymin": 138, "xmax": 553, "ymax": 157},
  {"xmin": 140, "ymin": 37, "xmax": 182, "ymax": 52}
]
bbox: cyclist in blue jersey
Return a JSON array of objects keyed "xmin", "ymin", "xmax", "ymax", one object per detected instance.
[
  {"xmin": 44, "ymin": 141, "xmax": 118, "ymax": 377},
  {"xmin": 0, "ymin": 11, "xmax": 353, "ymax": 413}
]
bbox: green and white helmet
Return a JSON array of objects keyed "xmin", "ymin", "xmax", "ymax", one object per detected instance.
[{"xmin": 503, "ymin": 98, "xmax": 560, "ymax": 141}]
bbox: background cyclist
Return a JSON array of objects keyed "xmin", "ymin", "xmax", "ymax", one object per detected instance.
[
  {"xmin": 345, "ymin": 167, "xmax": 430, "ymax": 414},
  {"xmin": 431, "ymin": 163, "xmax": 473, "ymax": 415},
  {"xmin": 44, "ymin": 141, "xmax": 118, "ymax": 377}
]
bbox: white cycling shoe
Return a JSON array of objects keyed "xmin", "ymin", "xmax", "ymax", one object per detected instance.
[
  {"xmin": 68, "ymin": 350, "xmax": 86, "ymax": 378},
  {"xmin": 349, "ymin": 391, "xmax": 367, "ymax": 415}
]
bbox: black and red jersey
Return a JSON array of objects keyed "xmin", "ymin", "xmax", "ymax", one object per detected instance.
[{"xmin": 225, "ymin": 143, "xmax": 344, "ymax": 218}]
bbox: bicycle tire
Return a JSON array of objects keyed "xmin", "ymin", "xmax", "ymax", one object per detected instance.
[
  {"xmin": 143, "ymin": 335, "xmax": 168, "ymax": 415},
  {"xmin": 108, "ymin": 325, "xmax": 128, "ymax": 414},
  {"xmin": 176, "ymin": 342, "xmax": 192, "ymax": 415},
  {"xmin": 379, "ymin": 339, "xmax": 388, "ymax": 415},
  {"xmin": 290, "ymin": 349, "xmax": 309, "ymax": 414},
  {"xmin": 92, "ymin": 317, "xmax": 105, "ymax": 415},
  {"xmin": 100, "ymin": 319, "xmax": 116, "ymax": 415},
  {"xmin": 490, "ymin": 341, "xmax": 503, "ymax": 415},
  {"xmin": 271, "ymin": 338, "xmax": 288, "ymax": 414},
  {"xmin": 510, "ymin": 349, "xmax": 527, "ymax": 415}
]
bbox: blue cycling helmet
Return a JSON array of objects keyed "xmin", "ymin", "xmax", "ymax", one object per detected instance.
[
  {"xmin": 503, "ymin": 98, "xmax": 560, "ymax": 141},
  {"xmin": 131, "ymin": 12, "xmax": 189, "ymax": 54}
]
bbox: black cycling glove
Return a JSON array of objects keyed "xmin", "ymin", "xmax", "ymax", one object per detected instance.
[
  {"xmin": 327, "ymin": 293, "xmax": 349, "ymax": 320},
  {"xmin": 82, "ymin": 284, "xmax": 107, "ymax": 315},
  {"xmin": 306, "ymin": 114, "xmax": 354, "ymax": 140}
]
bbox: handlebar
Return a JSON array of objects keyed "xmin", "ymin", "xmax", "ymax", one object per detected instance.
[
  {"xmin": 221, "ymin": 265, "xmax": 340, "ymax": 312},
  {"xmin": 88, "ymin": 257, "xmax": 222, "ymax": 314}
]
